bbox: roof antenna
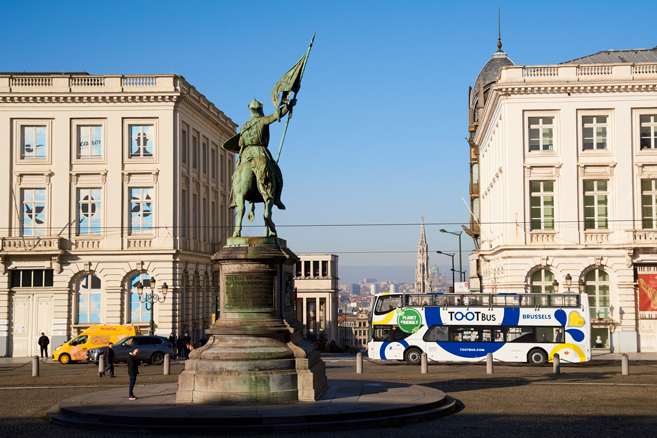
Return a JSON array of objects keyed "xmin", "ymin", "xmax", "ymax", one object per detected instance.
[{"xmin": 497, "ymin": 7, "xmax": 503, "ymax": 52}]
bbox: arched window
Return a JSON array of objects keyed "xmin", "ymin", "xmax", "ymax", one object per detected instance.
[
  {"xmin": 585, "ymin": 269, "xmax": 610, "ymax": 319},
  {"xmin": 78, "ymin": 275, "xmax": 101, "ymax": 323},
  {"xmin": 129, "ymin": 273, "xmax": 151, "ymax": 322},
  {"xmin": 531, "ymin": 269, "xmax": 555, "ymax": 294}
]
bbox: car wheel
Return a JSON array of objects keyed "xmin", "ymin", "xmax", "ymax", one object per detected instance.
[
  {"xmin": 404, "ymin": 347, "xmax": 422, "ymax": 365},
  {"xmin": 528, "ymin": 348, "xmax": 547, "ymax": 364},
  {"xmin": 150, "ymin": 352, "xmax": 164, "ymax": 365},
  {"xmin": 59, "ymin": 353, "xmax": 71, "ymax": 364}
]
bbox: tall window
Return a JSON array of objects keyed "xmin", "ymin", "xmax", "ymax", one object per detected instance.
[
  {"xmin": 129, "ymin": 188, "xmax": 153, "ymax": 234},
  {"xmin": 181, "ymin": 189, "xmax": 188, "ymax": 238},
  {"xmin": 192, "ymin": 135, "xmax": 198, "ymax": 169},
  {"xmin": 582, "ymin": 116, "xmax": 608, "ymax": 150},
  {"xmin": 129, "ymin": 125, "xmax": 154, "ymax": 157},
  {"xmin": 530, "ymin": 181, "xmax": 555, "ymax": 230},
  {"xmin": 586, "ymin": 269, "xmax": 610, "ymax": 319},
  {"xmin": 528, "ymin": 117, "xmax": 554, "ymax": 151},
  {"xmin": 642, "ymin": 179, "xmax": 657, "ymax": 229},
  {"xmin": 78, "ymin": 188, "xmax": 102, "ymax": 235},
  {"xmin": 130, "ymin": 273, "xmax": 151, "ymax": 322},
  {"xmin": 10, "ymin": 269, "xmax": 53, "ymax": 288},
  {"xmin": 77, "ymin": 126, "xmax": 102, "ymax": 158},
  {"xmin": 584, "ymin": 180, "xmax": 609, "ymax": 229},
  {"xmin": 78, "ymin": 275, "xmax": 101, "ymax": 323},
  {"xmin": 21, "ymin": 126, "xmax": 47, "ymax": 159},
  {"xmin": 640, "ymin": 115, "xmax": 657, "ymax": 150},
  {"xmin": 22, "ymin": 188, "xmax": 46, "ymax": 236},
  {"xmin": 211, "ymin": 147, "xmax": 216, "ymax": 179},
  {"xmin": 181, "ymin": 127, "xmax": 188, "ymax": 164},
  {"xmin": 531, "ymin": 269, "xmax": 555, "ymax": 293},
  {"xmin": 202, "ymin": 140, "xmax": 207, "ymax": 174}
]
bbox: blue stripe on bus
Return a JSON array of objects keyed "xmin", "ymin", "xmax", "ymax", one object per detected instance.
[
  {"xmin": 380, "ymin": 339, "xmax": 409, "ymax": 360},
  {"xmin": 566, "ymin": 328, "xmax": 584, "ymax": 342},
  {"xmin": 502, "ymin": 307, "xmax": 520, "ymax": 325},
  {"xmin": 425, "ymin": 307, "xmax": 443, "ymax": 326},
  {"xmin": 438, "ymin": 342, "xmax": 505, "ymax": 358}
]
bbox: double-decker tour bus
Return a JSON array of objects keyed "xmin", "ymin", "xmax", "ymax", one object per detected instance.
[{"xmin": 368, "ymin": 292, "xmax": 591, "ymax": 364}]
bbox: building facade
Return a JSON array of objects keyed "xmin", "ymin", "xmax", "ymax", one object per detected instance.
[
  {"xmin": 0, "ymin": 73, "xmax": 236, "ymax": 357},
  {"xmin": 338, "ymin": 311, "xmax": 369, "ymax": 352},
  {"xmin": 294, "ymin": 253, "xmax": 339, "ymax": 343},
  {"xmin": 466, "ymin": 46, "xmax": 657, "ymax": 352}
]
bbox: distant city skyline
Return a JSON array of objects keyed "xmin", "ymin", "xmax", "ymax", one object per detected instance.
[{"xmin": 1, "ymin": 1, "xmax": 654, "ymax": 267}]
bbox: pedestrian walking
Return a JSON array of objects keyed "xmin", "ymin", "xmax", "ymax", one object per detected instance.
[
  {"xmin": 168, "ymin": 332, "xmax": 176, "ymax": 357},
  {"xmin": 183, "ymin": 333, "xmax": 191, "ymax": 358},
  {"xmin": 176, "ymin": 335, "xmax": 185, "ymax": 359},
  {"xmin": 98, "ymin": 342, "xmax": 115, "ymax": 378},
  {"xmin": 38, "ymin": 332, "xmax": 50, "ymax": 358},
  {"xmin": 127, "ymin": 349, "xmax": 140, "ymax": 400}
]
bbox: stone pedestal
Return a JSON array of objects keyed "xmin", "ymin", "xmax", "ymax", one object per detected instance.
[{"xmin": 176, "ymin": 237, "xmax": 327, "ymax": 404}]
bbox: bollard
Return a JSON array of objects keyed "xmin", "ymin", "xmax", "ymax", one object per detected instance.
[
  {"xmin": 553, "ymin": 353, "xmax": 560, "ymax": 375},
  {"xmin": 356, "ymin": 352, "xmax": 363, "ymax": 374},
  {"xmin": 421, "ymin": 353, "xmax": 428, "ymax": 374},
  {"xmin": 98, "ymin": 354, "xmax": 105, "ymax": 374},
  {"xmin": 164, "ymin": 354, "xmax": 171, "ymax": 375},
  {"xmin": 621, "ymin": 354, "xmax": 630, "ymax": 376},
  {"xmin": 487, "ymin": 353, "xmax": 494, "ymax": 374},
  {"xmin": 32, "ymin": 356, "xmax": 39, "ymax": 377}
]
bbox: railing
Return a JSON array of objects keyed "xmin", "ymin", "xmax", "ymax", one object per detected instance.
[
  {"xmin": 126, "ymin": 238, "xmax": 153, "ymax": 249},
  {"xmin": 633, "ymin": 64, "xmax": 657, "ymax": 75},
  {"xmin": 122, "ymin": 77, "xmax": 157, "ymax": 87},
  {"xmin": 70, "ymin": 77, "xmax": 105, "ymax": 87},
  {"xmin": 501, "ymin": 63, "xmax": 657, "ymax": 82},
  {"xmin": 577, "ymin": 65, "xmax": 613, "ymax": 76},
  {"xmin": 529, "ymin": 232, "xmax": 556, "ymax": 243},
  {"xmin": 632, "ymin": 230, "xmax": 657, "ymax": 242},
  {"xmin": 73, "ymin": 239, "xmax": 101, "ymax": 249},
  {"xmin": 523, "ymin": 67, "xmax": 558, "ymax": 77},
  {"xmin": 11, "ymin": 77, "xmax": 52, "ymax": 87},
  {"xmin": 1, "ymin": 237, "xmax": 61, "ymax": 251},
  {"xmin": 585, "ymin": 231, "xmax": 611, "ymax": 244}
]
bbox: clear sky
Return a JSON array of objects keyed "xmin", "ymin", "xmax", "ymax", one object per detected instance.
[{"xmin": 1, "ymin": 1, "xmax": 655, "ymax": 275}]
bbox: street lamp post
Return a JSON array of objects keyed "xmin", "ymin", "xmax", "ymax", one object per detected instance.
[
  {"xmin": 440, "ymin": 229, "xmax": 463, "ymax": 281},
  {"xmin": 137, "ymin": 278, "xmax": 168, "ymax": 336},
  {"xmin": 436, "ymin": 251, "xmax": 456, "ymax": 292}
]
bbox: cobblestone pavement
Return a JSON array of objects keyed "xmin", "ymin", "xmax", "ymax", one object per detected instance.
[{"xmin": 2, "ymin": 356, "xmax": 657, "ymax": 437}]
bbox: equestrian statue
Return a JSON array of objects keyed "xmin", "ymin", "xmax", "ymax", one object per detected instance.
[{"xmin": 222, "ymin": 36, "xmax": 313, "ymax": 237}]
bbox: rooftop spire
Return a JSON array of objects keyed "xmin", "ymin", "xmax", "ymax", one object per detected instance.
[{"xmin": 497, "ymin": 7, "xmax": 503, "ymax": 52}]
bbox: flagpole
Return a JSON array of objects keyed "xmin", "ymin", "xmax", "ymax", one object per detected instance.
[{"xmin": 276, "ymin": 34, "xmax": 314, "ymax": 164}]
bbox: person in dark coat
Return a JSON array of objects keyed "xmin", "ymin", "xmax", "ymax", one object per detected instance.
[
  {"xmin": 168, "ymin": 333, "xmax": 176, "ymax": 357},
  {"xmin": 199, "ymin": 336, "xmax": 207, "ymax": 347},
  {"xmin": 176, "ymin": 335, "xmax": 185, "ymax": 359},
  {"xmin": 99, "ymin": 342, "xmax": 115, "ymax": 378},
  {"xmin": 182, "ymin": 333, "xmax": 191, "ymax": 358},
  {"xmin": 127, "ymin": 349, "xmax": 140, "ymax": 400},
  {"xmin": 38, "ymin": 333, "xmax": 50, "ymax": 358}
]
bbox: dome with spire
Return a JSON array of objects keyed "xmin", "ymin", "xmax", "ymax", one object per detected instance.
[{"xmin": 470, "ymin": 34, "xmax": 514, "ymax": 109}]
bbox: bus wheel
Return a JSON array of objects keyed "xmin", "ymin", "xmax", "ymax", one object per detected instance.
[
  {"xmin": 528, "ymin": 349, "xmax": 547, "ymax": 364},
  {"xmin": 404, "ymin": 348, "xmax": 422, "ymax": 365},
  {"xmin": 59, "ymin": 353, "xmax": 71, "ymax": 364}
]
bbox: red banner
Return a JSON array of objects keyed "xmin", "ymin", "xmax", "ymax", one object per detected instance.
[{"xmin": 638, "ymin": 272, "xmax": 657, "ymax": 312}]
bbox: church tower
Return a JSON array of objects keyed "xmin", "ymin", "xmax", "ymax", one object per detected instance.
[{"xmin": 415, "ymin": 216, "xmax": 432, "ymax": 293}]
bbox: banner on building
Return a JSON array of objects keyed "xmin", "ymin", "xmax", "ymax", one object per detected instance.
[{"xmin": 637, "ymin": 266, "xmax": 657, "ymax": 318}]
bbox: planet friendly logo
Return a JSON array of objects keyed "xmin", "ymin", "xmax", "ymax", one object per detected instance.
[{"xmin": 397, "ymin": 308, "xmax": 422, "ymax": 334}]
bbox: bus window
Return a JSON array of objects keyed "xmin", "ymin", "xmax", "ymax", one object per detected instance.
[
  {"xmin": 482, "ymin": 329, "xmax": 502, "ymax": 342},
  {"xmin": 390, "ymin": 327, "xmax": 412, "ymax": 342},
  {"xmin": 372, "ymin": 327, "xmax": 391, "ymax": 342},
  {"xmin": 375, "ymin": 295, "xmax": 402, "ymax": 315},
  {"xmin": 506, "ymin": 327, "xmax": 534, "ymax": 343},
  {"xmin": 554, "ymin": 328, "xmax": 564, "ymax": 343},
  {"xmin": 451, "ymin": 327, "xmax": 480, "ymax": 342},
  {"xmin": 424, "ymin": 325, "xmax": 449, "ymax": 342},
  {"xmin": 537, "ymin": 327, "xmax": 555, "ymax": 342}
]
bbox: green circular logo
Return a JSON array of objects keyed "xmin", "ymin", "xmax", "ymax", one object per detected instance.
[{"xmin": 397, "ymin": 308, "xmax": 422, "ymax": 334}]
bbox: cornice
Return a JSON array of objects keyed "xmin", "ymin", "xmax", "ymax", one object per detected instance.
[
  {"xmin": 0, "ymin": 94, "xmax": 179, "ymax": 104},
  {"xmin": 496, "ymin": 82, "xmax": 657, "ymax": 96}
]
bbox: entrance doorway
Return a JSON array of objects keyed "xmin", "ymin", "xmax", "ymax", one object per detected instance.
[{"xmin": 11, "ymin": 294, "xmax": 53, "ymax": 357}]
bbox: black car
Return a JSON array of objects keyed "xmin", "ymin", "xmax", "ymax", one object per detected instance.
[{"xmin": 87, "ymin": 335, "xmax": 173, "ymax": 365}]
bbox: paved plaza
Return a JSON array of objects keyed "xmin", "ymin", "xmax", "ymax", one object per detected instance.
[{"xmin": 1, "ymin": 353, "xmax": 657, "ymax": 437}]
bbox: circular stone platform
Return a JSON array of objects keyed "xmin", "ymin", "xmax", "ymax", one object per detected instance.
[{"xmin": 47, "ymin": 380, "xmax": 456, "ymax": 434}]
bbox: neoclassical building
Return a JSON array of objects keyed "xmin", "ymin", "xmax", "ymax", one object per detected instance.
[
  {"xmin": 0, "ymin": 73, "xmax": 236, "ymax": 357},
  {"xmin": 466, "ymin": 44, "xmax": 657, "ymax": 352}
]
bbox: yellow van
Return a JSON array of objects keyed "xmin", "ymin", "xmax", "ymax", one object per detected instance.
[{"xmin": 53, "ymin": 325, "xmax": 142, "ymax": 364}]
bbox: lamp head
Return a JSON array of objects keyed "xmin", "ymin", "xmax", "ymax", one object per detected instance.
[
  {"xmin": 578, "ymin": 278, "xmax": 586, "ymax": 293},
  {"xmin": 552, "ymin": 279, "xmax": 559, "ymax": 293},
  {"xmin": 565, "ymin": 274, "xmax": 572, "ymax": 287},
  {"xmin": 162, "ymin": 282, "xmax": 168, "ymax": 295},
  {"xmin": 136, "ymin": 282, "xmax": 144, "ymax": 296}
]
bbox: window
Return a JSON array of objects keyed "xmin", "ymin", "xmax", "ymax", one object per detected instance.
[
  {"xmin": 202, "ymin": 140, "xmax": 207, "ymax": 174},
  {"xmin": 129, "ymin": 273, "xmax": 151, "ymax": 322},
  {"xmin": 181, "ymin": 127, "xmax": 188, "ymax": 164},
  {"xmin": 220, "ymin": 154, "xmax": 225, "ymax": 185},
  {"xmin": 77, "ymin": 126, "xmax": 102, "ymax": 158},
  {"xmin": 129, "ymin": 188, "xmax": 153, "ymax": 234},
  {"xmin": 530, "ymin": 181, "xmax": 554, "ymax": 230},
  {"xmin": 10, "ymin": 269, "xmax": 53, "ymax": 288},
  {"xmin": 640, "ymin": 115, "xmax": 657, "ymax": 150},
  {"xmin": 586, "ymin": 269, "xmax": 610, "ymax": 319},
  {"xmin": 181, "ymin": 189, "xmax": 188, "ymax": 238},
  {"xmin": 78, "ymin": 188, "xmax": 102, "ymax": 235},
  {"xmin": 129, "ymin": 125, "xmax": 154, "ymax": 157},
  {"xmin": 211, "ymin": 146, "xmax": 216, "ymax": 179},
  {"xmin": 78, "ymin": 275, "xmax": 101, "ymax": 323},
  {"xmin": 582, "ymin": 116, "xmax": 608, "ymax": 150},
  {"xmin": 531, "ymin": 269, "xmax": 555, "ymax": 294},
  {"xmin": 506, "ymin": 327, "xmax": 534, "ymax": 343},
  {"xmin": 584, "ymin": 180, "xmax": 608, "ymax": 229},
  {"xmin": 528, "ymin": 117, "xmax": 554, "ymax": 151},
  {"xmin": 22, "ymin": 188, "xmax": 46, "ymax": 236},
  {"xmin": 192, "ymin": 135, "xmax": 198, "ymax": 168},
  {"xmin": 642, "ymin": 179, "xmax": 657, "ymax": 229},
  {"xmin": 21, "ymin": 126, "xmax": 47, "ymax": 158}
]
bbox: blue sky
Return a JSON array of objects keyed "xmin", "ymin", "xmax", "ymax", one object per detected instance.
[{"xmin": 1, "ymin": 1, "xmax": 655, "ymax": 278}]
